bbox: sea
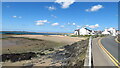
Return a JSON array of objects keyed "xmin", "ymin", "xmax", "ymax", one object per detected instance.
[{"xmin": 0, "ymin": 31, "xmax": 61, "ymax": 35}]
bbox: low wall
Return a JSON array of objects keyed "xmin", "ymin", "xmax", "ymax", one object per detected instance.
[{"xmin": 84, "ymin": 36, "xmax": 93, "ymax": 67}]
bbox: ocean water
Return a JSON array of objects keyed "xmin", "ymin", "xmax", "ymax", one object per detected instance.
[{"xmin": 0, "ymin": 31, "xmax": 61, "ymax": 35}]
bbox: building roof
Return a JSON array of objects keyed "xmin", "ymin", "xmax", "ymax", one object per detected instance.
[
  {"xmin": 75, "ymin": 29, "xmax": 80, "ymax": 31},
  {"xmin": 84, "ymin": 28, "xmax": 92, "ymax": 32}
]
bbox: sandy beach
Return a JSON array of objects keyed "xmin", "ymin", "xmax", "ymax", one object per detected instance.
[
  {"xmin": 12, "ymin": 35, "xmax": 87, "ymax": 45},
  {"xmin": 2, "ymin": 35, "xmax": 87, "ymax": 54},
  {"xmin": 2, "ymin": 35, "xmax": 88, "ymax": 66}
]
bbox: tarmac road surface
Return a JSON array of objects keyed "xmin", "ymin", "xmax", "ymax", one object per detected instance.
[
  {"xmin": 101, "ymin": 36, "xmax": 119, "ymax": 62},
  {"xmin": 92, "ymin": 37, "xmax": 116, "ymax": 67}
]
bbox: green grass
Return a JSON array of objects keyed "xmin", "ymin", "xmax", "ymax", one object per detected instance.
[
  {"xmin": 70, "ymin": 34, "xmax": 108, "ymax": 38},
  {"xmin": 92, "ymin": 34, "xmax": 108, "ymax": 38},
  {"xmin": 70, "ymin": 35, "xmax": 78, "ymax": 37},
  {"xmin": 70, "ymin": 35, "xmax": 92, "ymax": 37}
]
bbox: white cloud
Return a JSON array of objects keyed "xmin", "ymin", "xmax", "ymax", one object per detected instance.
[
  {"xmin": 35, "ymin": 20, "xmax": 50, "ymax": 26},
  {"xmin": 86, "ymin": 24, "xmax": 99, "ymax": 28},
  {"xmin": 95, "ymin": 24, "xmax": 99, "ymax": 27},
  {"xmin": 12, "ymin": 15, "xmax": 22, "ymax": 19},
  {"xmin": 88, "ymin": 25, "xmax": 96, "ymax": 28},
  {"xmin": 48, "ymin": 6, "xmax": 56, "ymax": 10},
  {"xmin": 76, "ymin": 25, "xmax": 81, "ymax": 28},
  {"xmin": 86, "ymin": 5, "xmax": 103, "ymax": 12},
  {"xmin": 51, "ymin": 15, "xmax": 57, "ymax": 18},
  {"xmin": 72, "ymin": 23, "xmax": 76, "ymax": 25},
  {"xmin": 36, "ymin": 22, "xmax": 44, "ymax": 26},
  {"xmin": 35, "ymin": 20, "xmax": 50, "ymax": 23},
  {"xmin": 13, "ymin": 16, "xmax": 17, "ymax": 18},
  {"xmin": 67, "ymin": 22, "xmax": 76, "ymax": 25},
  {"xmin": 60, "ymin": 25, "xmax": 64, "ymax": 27},
  {"xmin": 55, "ymin": 0, "xmax": 75, "ymax": 9},
  {"xmin": 52, "ymin": 23, "xmax": 59, "ymax": 26}
]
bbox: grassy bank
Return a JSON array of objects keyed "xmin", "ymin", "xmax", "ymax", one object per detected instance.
[{"xmin": 70, "ymin": 34, "xmax": 107, "ymax": 38}]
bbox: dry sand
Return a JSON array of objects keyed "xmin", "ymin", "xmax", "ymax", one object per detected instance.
[
  {"xmin": 2, "ymin": 35, "xmax": 87, "ymax": 54},
  {"xmin": 12, "ymin": 35, "xmax": 87, "ymax": 45}
]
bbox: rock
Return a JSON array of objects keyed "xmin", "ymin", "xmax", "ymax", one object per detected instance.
[
  {"xmin": 2, "ymin": 52, "xmax": 36, "ymax": 62},
  {"xmin": 58, "ymin": 49, "xmax": 64, "ymax": 51},
  {"xmin": 23, "ymin": 63, "xmax": 34, "ymax": 67},
  {"xmin": 48, "ymin": 48, "xmax": 54, "ymax": 51}
]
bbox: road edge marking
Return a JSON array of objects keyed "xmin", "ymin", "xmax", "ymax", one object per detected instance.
[
  {"xmin": 115, "ymin": 37, "xmax": 120, "ymax": 43},
  {"xmin": 98, "ymin": 38, "xmax": 120, "ymax": 68},
  {"xmin": 99, "ymin": 38, "xmax": 119, "ymax": 64}
]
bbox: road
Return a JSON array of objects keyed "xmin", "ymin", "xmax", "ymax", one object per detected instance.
[
  {"xmin": 101, "ymin": 36, "xmax": 119, "ymax": 62},
  {"xmin": 92, "ymin": 37, "xmax": 115, "ymax": 66}
]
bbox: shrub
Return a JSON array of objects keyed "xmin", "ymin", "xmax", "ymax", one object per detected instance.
[{"xmin": 70, "ymin": 35, "xmax": 78, "ymax": 37}]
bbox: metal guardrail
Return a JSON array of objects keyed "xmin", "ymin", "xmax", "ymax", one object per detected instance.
[{"xmin": 84, "ymin": 36, "xmax": 92, "ymax": 68}]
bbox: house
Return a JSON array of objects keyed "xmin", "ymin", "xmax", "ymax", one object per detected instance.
[
  {"xmin": 91, "ymin": 30, "xmax": 96, "ymax": 35},
  {"xmin": 74, "ymin": 29, "xmax": 79, "ymax": 35},
  {"xmin": 102, "ymin": 28, "xmax": 117, "ymax": 36},
  {"xmin": 79, "ymin": 28, "xmax": 91, "ymax": 35},
  {"xmin": 102, "ymin": 29, "xmax": 111, "ymax": 35},
  {"xmin": 108, "ymin": 28, "xmax": 117, "ymax": 36},
  {"xmin": 74, "ymin": 27, "xmax": 95, "ymax": 35},
  {"xmin": 74, "ymin": 27, "xmax": 118, "ymax": 36},
  {"xmin": 95, "ymin": 30, "xmax": 102, "ymax": 35}
]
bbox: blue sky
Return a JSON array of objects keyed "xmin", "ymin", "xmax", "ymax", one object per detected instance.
[{"xmin": 2, "ymin": 2, "xmax": 118, "ymax": 33}]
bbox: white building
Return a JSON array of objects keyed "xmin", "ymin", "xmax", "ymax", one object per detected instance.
[
  {"xmin": 108, "ymin": 28, "xmax": 117, "ymax": 36},
  {"xmin": 74, "ymin": 27, "xmax": 95, "ymax": 35},
  {"xmin": 74, "ymin": 27, "xmax": 118, "ymax": 36},
  {"xmin": 79, "ymin": 28, "xmax": 91, "ymax": 35},
  {"xmin": 102, "ymin": 28, "xmax": 117, "ymax": 36},
  {"xmin": 102, "ymin": 29, "xmax": 110, "ymax": 35},
  {"xmin": 74, "ymin": 29, "xmax": 79, "ymax": 35},
  {"xmin": 91, "ymin": 30, "xmax": 96, "ymax": 35}
]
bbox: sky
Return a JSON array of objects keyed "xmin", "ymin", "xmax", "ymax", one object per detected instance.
[{"xmin": 2, "ymin": 1, "xmax": 118, "ymax": 33}]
